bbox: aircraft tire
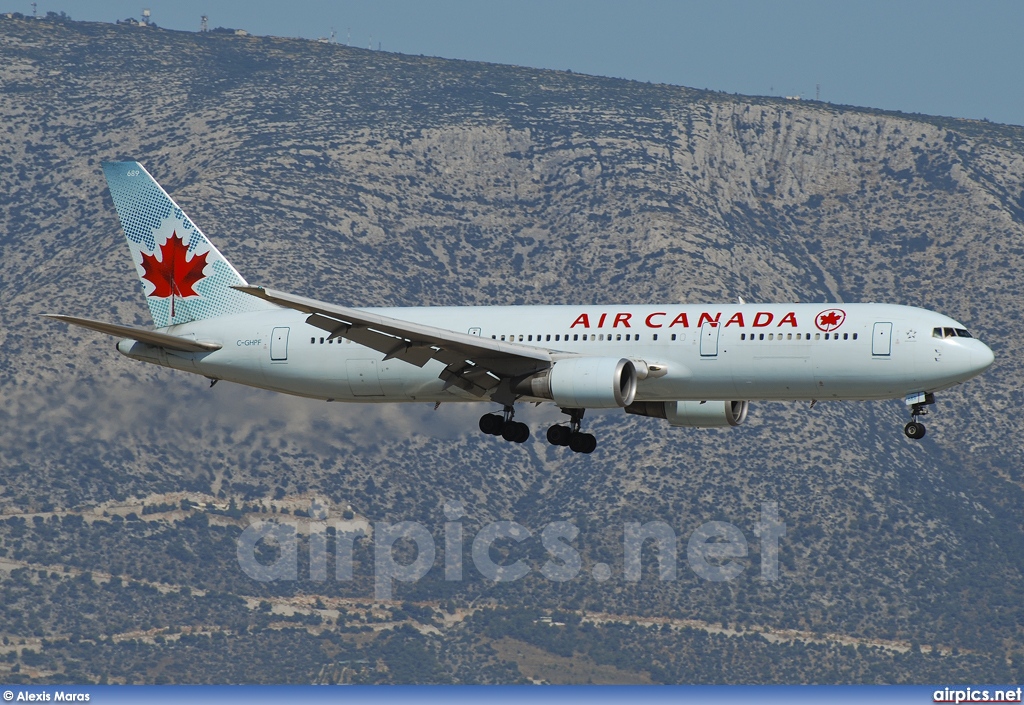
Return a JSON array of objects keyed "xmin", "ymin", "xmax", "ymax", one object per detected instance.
[
  {"xmin": 503, "ymin": 421, "xmax": 529, "ymax": 443},
  {"xmin": 547, "ymin": 425, "xmax": 572, "ymax": 446},
  {"xmin": 568, "ymin": 433, "xmax": 588, "ymax": 453},
  {"xmin": 904, "ymin": 421, "xmax": 926, "ymax": 439},
  {"xmin": 479, "ymin": 413, "xmax": 504, "ymax": 435},
  {"xmin": 581, "ymin": 433, "xmax": 597, "ymax": 454}
]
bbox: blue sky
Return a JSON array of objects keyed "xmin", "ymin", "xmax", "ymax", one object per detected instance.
[{"xmin": 12, "ymin": 0, "xmax": 1024, "ymax": 126}]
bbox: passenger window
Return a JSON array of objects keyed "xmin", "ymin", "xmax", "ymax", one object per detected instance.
[
  {"xmin": 310, "ymin": 337, "xmax": 315, "ymax": 344},
  {"xmin": 671, "ymin": 333, "xmax": 676, "ymax": 341},
  {"xmin": 653, "ymin": 334, "xmax": 658, "ymax": 341},
  {"xmin": 319, "ymin": 337, "xmax": 324, "ymax": 344},
  {"xmin": 617, "ymin": 334, "xmax": 622, "ymax": 341},
  {"xmin": 768, "ymin": 333, "xmax": 774, "ymax": 340},
  {"xmin": 573, "ymin": 334, "xmax": 579, "ymax": 341},
  {"xmin": 787, "ymin": 333, "xmax": 792, "ymax": 340},
  {"xmin": 582, "ymin": 334, "xmax": 588, "ymax": 341},
  {"xmin": 518, "ymin": 335, "xmax": 523, "ymax": 342},
  {"xmin": 843, "ymin": 333, "xmax": 848, "ymax": 340},
  {"xmin": 546, "ymin": 334, "xmax": 551, "ymax": 341},
  {"xmin": 853, "ymin": 333, "xmax": 858, "ymax": 340},
  {"xmin": 528, "ymin": 335, "xmax": 533, "ymax": 341},
  {"xmin": 759, "ymin": 333, "xmax": 764, "ymax": 340},
  {"xmin": 741, "ymin": 333, "xmax": 746, "ymax": 340},
  {"xmin": 555, "ymin": 334, "xmax": 560, "ymax": 341}
]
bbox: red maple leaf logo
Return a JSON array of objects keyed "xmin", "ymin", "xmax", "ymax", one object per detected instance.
[
  {"xmin": 815, "ymin": 308, "xmax": 846, "ymax": 332},
  {"xmin": 140, "ymin": 231, "xmax": 209, "ymax": 318}
]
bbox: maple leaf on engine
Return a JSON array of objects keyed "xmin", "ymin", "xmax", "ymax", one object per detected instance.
[{"xmin": 140, "ymin": 231, "xmax": 209, "ymax": 300}]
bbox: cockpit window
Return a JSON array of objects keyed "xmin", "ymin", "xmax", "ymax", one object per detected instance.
[{"xmin": 933, "ymin": 327, "xmax": 974, "ymax": 339}]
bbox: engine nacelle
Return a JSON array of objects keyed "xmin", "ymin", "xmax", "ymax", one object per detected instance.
[
  {"xmin": 515, "ymin": 357, "xmax": 637, "ymax": 408},
  {"xmin": 625, "ymin": 400, "xmax": 749, "ymax": 428}
]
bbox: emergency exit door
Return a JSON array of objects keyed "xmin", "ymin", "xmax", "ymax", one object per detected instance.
[{"xmin": 270, "ymin": 327, "xmax": 290, "ymax": 361}]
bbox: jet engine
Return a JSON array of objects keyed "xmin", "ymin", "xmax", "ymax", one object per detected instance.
[
  {"xmin": 625, "ymin": 400, "xmax": 749, "ymax": 427},
  {"xmin": 514, "ymin": 357, "xmax": 637, "ymax": 408}
]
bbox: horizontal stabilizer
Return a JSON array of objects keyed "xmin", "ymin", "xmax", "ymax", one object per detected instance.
[{"xmin": 43, "ymin": 314, "xmax": 222, "ymax": 352}]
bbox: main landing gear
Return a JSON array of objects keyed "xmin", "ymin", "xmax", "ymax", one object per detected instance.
[
  {"xmin": 904, "ymin": 392, "xmax": 935, "ymax": 440},
  {"xmin": 479, "ymin": 406, "xmax": 598, "ymax": 454},
  {"xmin": 546, "ymin": 408, "xmax": 597, "ymax": 454},
  {"xmin": 479, "ymin": 406, "xmax": 530, "ymax": 444}
]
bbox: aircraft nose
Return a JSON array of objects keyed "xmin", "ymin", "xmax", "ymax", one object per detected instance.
[{"xmin": 972, "ymin": 342, "xmax": 995, "ymax": 374}]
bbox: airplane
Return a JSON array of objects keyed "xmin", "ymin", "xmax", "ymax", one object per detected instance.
[{"xmin": 46, "ymin": 162, "xmax": 995, "ymax": 454}]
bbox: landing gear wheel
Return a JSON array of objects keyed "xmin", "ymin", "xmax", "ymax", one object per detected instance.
[
  {"xmin": 568, "ymin": 432, "xmax": 597, "ymax": 454},
  {"xmin": 904, "ymin": 421, "xmax": 926, "ymax": 439},
  {"xmin": 479, "ymin": 413, "xmax": 504, "ymax": 436},
  {"xmin": 502, "ymin": 421, "xmax": 530, "ymax": 443},
  {"xmin": 547, "ymin": 425, "xmax": 572, "ymax": 446},
  {"xmin": 581, "ymin": 433, "xmax": 597, "ymax": 454},
  {"xmin": 568, "ymin": 433, "xmax": 586, "ymax": 453}
]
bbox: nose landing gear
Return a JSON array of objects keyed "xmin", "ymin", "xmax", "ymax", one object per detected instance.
[
  {"xmin": 547, "ymin": 408, "xmax": 597, "ymax": 454},
  {"xmin": 903, "ymin": 392, "xmax": 935, "ymax": 440},
  {"xmin": 904, "ymin": 421, "xmax": 926, "ymax": 439}
]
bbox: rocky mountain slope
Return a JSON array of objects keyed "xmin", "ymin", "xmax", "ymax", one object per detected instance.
[{"xmin": 1, "ymin": 15, "xmax": 1024, "ymax": 683}]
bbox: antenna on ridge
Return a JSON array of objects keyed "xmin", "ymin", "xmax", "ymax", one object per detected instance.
[
  {"xmin": 142, "ymin": 8, "xmax": 151, "ymax": 26},
  {"xmin": 200, "ymin": 15, "xmax": 208, "ymax": 32},
  {"xmin": 31, "ymin": 1, "xmax": 36, "ymax": 18}
]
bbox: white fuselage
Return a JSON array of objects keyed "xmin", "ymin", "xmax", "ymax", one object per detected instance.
[{"xmin": 117, "ymin": 303, "xmax": 994, "ymax": 405}]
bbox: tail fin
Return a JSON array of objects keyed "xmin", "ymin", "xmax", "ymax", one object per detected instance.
[{"xmin": 102, "ymin": 161, "xmax": 274, "ymax": 328}]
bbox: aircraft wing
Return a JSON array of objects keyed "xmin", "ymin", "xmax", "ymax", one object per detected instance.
[
  {"xmin": 235, "ymin": 286, "xmax": 554, "ymax": 398},
  {"xmin": 43, "ymin": 314, "xmax": 223, "ymax": 353}
]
